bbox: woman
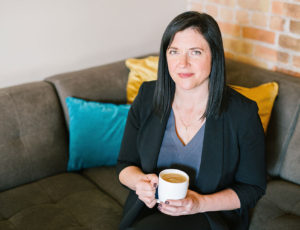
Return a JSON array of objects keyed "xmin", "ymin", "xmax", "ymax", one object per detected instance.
[{"xmin": 117, "ymin": 11, "xmax": 266, "ymax": 230}]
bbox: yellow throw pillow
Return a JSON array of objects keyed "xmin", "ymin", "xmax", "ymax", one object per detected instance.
[
  {"xmin": 230, "ymin": 82, "xmax": 278, "ymax": 133},
  {"xmin": 125, "ymin": 56, "xmax": 278, "ymax": 133},
  {"xmin": 126, "ymin": 56, "xmax": 159, "ymax": 103}
]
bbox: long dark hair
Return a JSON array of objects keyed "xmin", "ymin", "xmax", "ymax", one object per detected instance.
[{"xmin": 153, "ymin": 11, "xmax": 226, "ymax": 120}]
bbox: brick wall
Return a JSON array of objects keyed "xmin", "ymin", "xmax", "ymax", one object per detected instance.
[{"xmin": 188, "ymin": 0, "xmax": 300, "ymax": 77}]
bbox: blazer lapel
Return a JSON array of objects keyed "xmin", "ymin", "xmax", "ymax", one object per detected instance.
[
  {"xmin": 196, "ymin": 115, "xmax": 224, "ymax": 194},
  {"xmin": 138, "ymin": 109, "xmax": 171, "ymax": 173}
]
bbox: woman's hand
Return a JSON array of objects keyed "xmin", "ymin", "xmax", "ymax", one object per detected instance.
[
  {"xmin": 158, "ymin": 190, "xmax": 204, "ymax": 216},
  {"xmin": 135, "ymin": 174, "xmax": 158, "ymax": 208}
]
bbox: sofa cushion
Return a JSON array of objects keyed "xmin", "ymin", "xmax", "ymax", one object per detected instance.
[
  {"xmin": 225, "ymin": 59, "xmax": 300, "ymax": 178},
  {"xmin": 0, "ymin": 82, "xmax": 68, "ymax": 192},
  {"xmin": 45, "ymin": 60, "xmax": 129, "ymax": 127},
  {"xmin": 249, "ymin": 180, "xmax": 300, "ymax": 230},
  {"xmin": 83, "ymin": 166, "xmax": 129, "ymax": 206},
  {"xmin": 280, "ymin": 112, "xmax": 300, "ymax": 185},
  {"xmin": 229, "ymin": 82, "xmax": 278, "ymax": 133},
  {"xmin": 66, "ymin": 97, "xmax": 130, "ymax": 171},
  {"xmin": 126, "ymin": 56, "xmax": 159, "ymax": 103},
  {"xmin": 0, "ymin": 173, "xmax": 122, "ymax": 230}
]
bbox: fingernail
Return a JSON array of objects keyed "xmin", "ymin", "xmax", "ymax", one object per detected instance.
[
  {"xmin": 165, "ymin": 201, "xmax": 169, "ymax": 205},
  {"xmin": 153, "ymin": 183, "xmax": 157, "ymax": 188}
]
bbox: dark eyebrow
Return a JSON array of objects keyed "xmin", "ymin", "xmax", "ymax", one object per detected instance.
[
  {"xmin": 167, "ymin": 46, "xmax": 178, "ymax": 50},
  {"xmin": 167, "ymin": 47, "xmax": 204, "ymax": 51},
  {"xmin": 190, "ymin": 47, "xmax": 204, "ymax": 51}
]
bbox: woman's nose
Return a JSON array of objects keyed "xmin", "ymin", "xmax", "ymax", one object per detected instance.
[{"xmin": 178, "ymin": 53, "xmax": 189, "ymax": 67}]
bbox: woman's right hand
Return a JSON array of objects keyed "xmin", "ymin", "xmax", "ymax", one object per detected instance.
[{"xmin": 135, "ymin": 174, "xmax": 158, "ymax": 208}]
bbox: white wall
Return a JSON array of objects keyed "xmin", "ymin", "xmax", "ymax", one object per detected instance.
[{"xmin": 0, "ymin": 0, "xmax": 186, "ymax": 88}]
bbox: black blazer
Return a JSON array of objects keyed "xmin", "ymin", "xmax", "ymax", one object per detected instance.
[{"xmin": 117, "ymin": 81, "xmax": 266, "ymax": 230}]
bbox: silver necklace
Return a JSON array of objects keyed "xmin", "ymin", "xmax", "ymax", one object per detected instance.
[
  {"xmin": 175, "ymin": 108, "xmax": 204, "ymax": 132},
  {"xmin": 175, "ymin": 110, "xmax": 205, "ymax": 145}
]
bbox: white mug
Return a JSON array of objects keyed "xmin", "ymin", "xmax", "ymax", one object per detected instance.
[{"xmin": 157, "ymin": 169, "xmax": 189, "ymax": 203}]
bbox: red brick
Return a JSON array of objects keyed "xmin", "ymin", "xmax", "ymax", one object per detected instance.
[
  {"xmin": 272, "ymin": 1, "xmax": 284, "ymax": 15},
  {"xmin": 236, "ymin": 10, "xmax": 249, "ymax": 25},
  {"xmin": 218, "ymin": 22, "xmax": 241, "ymax": 37},
  {"xmin": 270, "ymin": 16, "xmax": 285, "ymax": 31},
  {"xmin": 220, "ymin": 7, "xmax": 235, "ymax": 22},
  {"xmin": 272, "ymin": 2, "xmax": 300, "ymax": 19},
  {"xmin": 236, "ymin": 55, "xmax": 268, "ymax": 69},
  {"xmin": 254, "ymin": 45, "xmax": 277, "ymax": 62},
  {"xmin": 206, "ymin": 4, "xmax": 219, "ymax": 19},
  {"xmin": 191, "ymin": 2, "xmax": 203, "ymax": 12},
  {"xmin": 243, "ymin": 27, "xmax": 275, "ymax": 44},
  {"xmin": 251, "ymin": 13, "xmax": 268, "ymax": 27},
  {"xmin": 224, "ymin": 51, "xmax": 235, "ymax": 59},
  {"xmin": 279, "ymin": 35, "xmax": 300, "ymax": 51},
  {"xmin": 224, "ymin": 38, "xmax": 253, "ymax": 55},
  {"xmin": 290, "ymin": 20, "xmax": 300, "ymax": 35},
  {"xmin": 253, "ymin": 47, "xmax": 288, "ymax": 63},
  {"xmin": 293, "ymin": 55, "xmax": 300, "ymax": 68},
  {"xmin": 206, "ymin": 0, "xmax": 235, "ymax": 6},
  {"xmin": 284, "ymin": 3, "xmax": 300, "ymax": 20},
  {"xmin": 238, "ymin": 0, "xmax": 270, "ymax": 12},
  {"xmin": 278, "ymin": 52, "xmax": 289, "ymax": 63}
]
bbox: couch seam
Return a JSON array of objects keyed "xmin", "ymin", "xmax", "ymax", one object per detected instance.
[
  {"xmin": 0, "ymin": 219, "xmax": 16, "ymax": 229},
  {"xmin": 7, "ymin": 203, "xmax": 84, "ymax": 229},
  {"xmin": 262, "ymin": 196, "xmax": 286, "ymax": 216},
  {"xmin": 44, "ymin": 79, "xmax": 70, "ymax": 127},
  {"xmin": 264, "ymin": 189, "xmax": 300, "ymax": 216},
  {"xmin": 55, "ymin": 203, "xmax": 85, "ymax": 228},
  {"xmin": 36, "ymin": 180, "xmax": 56, "ymax": 204},
  {"xmin": 35, "ymin": 174, "xmax": 98, "ymax": 203},
  {"xmin": 55, "ymin": 188, "xmax": 108, "ymax": 227},
  {"xmin": 80, "ymin": 171, "xmax": 124, "ymax": 208},
  {"xmin": 4, "ymin": 219, "xmax": 18, "ymax": 230},
  {"xmin": 35, "ymin": 180, "xmax": 93, "ymax": 227}
]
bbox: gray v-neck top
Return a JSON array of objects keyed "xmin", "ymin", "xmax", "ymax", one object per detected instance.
[{"xmin": 157, "ymin": 109, "xmax": 205, "ymax": 186}]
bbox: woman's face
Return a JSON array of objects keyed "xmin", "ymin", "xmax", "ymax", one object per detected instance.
[{"xmin": 166, "ymin": 27, "xmax": 212, "ymax": 91}]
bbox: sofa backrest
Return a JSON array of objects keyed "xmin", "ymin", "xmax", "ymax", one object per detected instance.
[
  {"xmin": 0, "ymin": 82, "xmax": 68, "ymax": 192},
  {"xmin": 45, "ymin": 60, "xmax": 129, "ymax": 127},
  {"xmin": 280, "ymin": 112, "xmax": 300, "ymax": 184},
  {"xmin": 226, "ymin": 59, "xmax": 300, "ymax": 185}
]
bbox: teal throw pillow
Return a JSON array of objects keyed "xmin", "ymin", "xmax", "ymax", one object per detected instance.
[{"xmin": 66, "ymin": 97, "xmax": 130, "ymax": 171}]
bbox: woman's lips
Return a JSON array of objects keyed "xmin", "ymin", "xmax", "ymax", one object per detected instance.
[{"xmin": 178, "ymin": 73, "xmax": 194, "ymax": 78}]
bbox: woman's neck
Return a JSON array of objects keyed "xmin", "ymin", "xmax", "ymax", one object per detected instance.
[{"xmin": 173, "ymin": 85, "xmax": 209, "ymax": 113}]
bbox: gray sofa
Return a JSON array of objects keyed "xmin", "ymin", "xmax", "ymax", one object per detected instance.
[{"xmin": 0, "ymin": 57, "xmax": 299, "ymax": 230}]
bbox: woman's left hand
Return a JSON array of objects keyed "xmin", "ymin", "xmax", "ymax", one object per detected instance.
[{"xmin": 158, "ymin": 190, "xmax": 205, "ymax": 216}]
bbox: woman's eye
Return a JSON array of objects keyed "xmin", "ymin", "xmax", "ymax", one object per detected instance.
[
  {"xmin": 191, "ymin": 50, "xmax": 201, "ymax": 55},
  {"xmin": 169, "ymin": 50, "xmax": 178, "ymax": 55}
]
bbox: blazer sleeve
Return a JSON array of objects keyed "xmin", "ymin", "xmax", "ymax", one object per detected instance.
[
  {"xmin": 230, "ymin": 102, "xmax": 267, "ymax": 212},
  {"xmin": 116, "ymin": 83, "xmax": 144, "ymax": 176}
]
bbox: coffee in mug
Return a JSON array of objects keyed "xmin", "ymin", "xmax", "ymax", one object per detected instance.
[
  {"xmin": 158, "ymin": 169, "xmax": 189, "ymax": 203},
  {"xmin": 161, "ymin": 173, "xmax": 187, "ymax": 183}
]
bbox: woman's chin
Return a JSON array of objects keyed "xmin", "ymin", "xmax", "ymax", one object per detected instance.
[
  {"xmin": 174, "ymin": 80, "xmax": 198, "ymax": 89},
  {"xmin": 176, "ymin": 84, "xmax": 196, "ymax": 91}
]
